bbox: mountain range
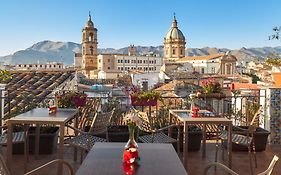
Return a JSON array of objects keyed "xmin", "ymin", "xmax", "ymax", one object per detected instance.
[{"xmin": 1, "ymin": 40, "xmax": 281, "ymax": 66}]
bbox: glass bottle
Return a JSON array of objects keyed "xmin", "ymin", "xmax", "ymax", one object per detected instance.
[{"xmin": 124, "ymin": 124, "xmax": 138, "ymax": 149}]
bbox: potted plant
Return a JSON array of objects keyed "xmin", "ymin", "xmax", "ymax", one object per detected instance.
[
  {"xmin": 130, "ymin": 90, "xmax": 161, "ymax": 106},
  {"xmin": 56, "ymin": 91, "xmax": 87, "ymax": 108},
  {"xmin": 198, "ymin": 78, "xmax": 225, "ymax": 99},
  {"xmin": 157, "ymin": 102, "xmax": 202, "ymax": 152},
  {"xmin": 170, "ymin": 125, "xmax": 203, "ymax": 152},
  {"xmin": 229, "ymin": 126, "xmax": 270, "ymax": 152},
  {"xmin": 227, "ymin": 102, "xmax": 270, "ymax": 152},
  {"xmin": 99, "ymin": 98, "xmax": 133, "ymax": 142},
  {"xmin": 13, "ymin": 125, "xmax": 59, "ymax": 154},
  {"xmin": 0, "ymin": 69, "xmax": 12, "ymax": 91},
  {"xmin": 0, "ymin": 69, "xmax": 12, "ymax": 82}
]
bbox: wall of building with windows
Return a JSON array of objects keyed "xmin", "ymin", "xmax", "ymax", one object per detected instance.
[
  {"xmin": 185, "ymin": 58, "xmax": 220, "ymax": 74},
  {"xmin": 115, "ymin": 55, "xmax": 163, "ymax": 73},
  {"xmin": 97, "ymin": 54, "xmax": 163, "ymax": 74},
  {"xmin": 15, "ymin": 62, "xmax": 66, "ymax": 71}
]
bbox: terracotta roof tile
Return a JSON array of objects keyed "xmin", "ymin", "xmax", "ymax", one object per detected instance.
[
  {"xmin": 230, "ymin": 83, "xmax": 259, "ymax": 90},
  {"xmin": 177, "ymin": 53, "xmax": 225, "ymax": 62}
]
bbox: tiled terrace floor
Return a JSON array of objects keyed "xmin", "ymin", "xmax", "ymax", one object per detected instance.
[{"xmin": 3, "ymin": 143, "xmax": 281, "ymax": 175}]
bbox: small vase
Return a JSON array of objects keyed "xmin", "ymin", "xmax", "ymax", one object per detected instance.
[{"xmin": 124, "ymin": 125, "xmax": 138, "ymax": 149}]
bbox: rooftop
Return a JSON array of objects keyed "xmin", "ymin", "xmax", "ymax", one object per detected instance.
[{"xmin": 177, "ymin": 53, "xmax": 225, "ymax": 62}]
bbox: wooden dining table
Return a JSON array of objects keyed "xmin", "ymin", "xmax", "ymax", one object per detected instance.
[
  {"xmin": 169, "ymin": 109, "xmax": 233, "ymax": 170},
  {"xmin": 6, "ymin": 108, "xmax": 78, "ymax": 175},
  {"xmin": 76, "ymin": 142, "xmax": 188, "ymax": 175}
]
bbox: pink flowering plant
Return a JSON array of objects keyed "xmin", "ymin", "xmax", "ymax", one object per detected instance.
[
  {"xmin": 201, "ymin": 78, "xmax": 221, "ymax": 93},
  {"xmin": 56, "ymin": 91, "xmax": 87, "ymax": 108}
]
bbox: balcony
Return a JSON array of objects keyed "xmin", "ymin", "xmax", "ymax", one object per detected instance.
[{"xmin": 0, "ymin": 88, "xmax": 280, "ymax": 175}]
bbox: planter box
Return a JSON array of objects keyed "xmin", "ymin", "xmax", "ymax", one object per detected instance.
[
  {"xmin": 88, "ymin": 125, "xmax": 137, "ymax": 142},
  {"xmin": 108, "ymin": 125, "xmax": 131, "ymax": 142},
  {"xmin": 131, "ymin": 96, "xmax": 157, "ymax": 106},
  {"xmin": 198, "ymin": 93, "xmax": 226, "ymax": 99},
  {"xmin": 13, "ymin": 127, "xmax": 59, "ymax": 154},
  {"xmin": 223, "ymin": 126, "xmax": 270, "ymax": 152},
  {"xmin": 171, "ymin": 126, "xmax": 202, "ymax": 152}
]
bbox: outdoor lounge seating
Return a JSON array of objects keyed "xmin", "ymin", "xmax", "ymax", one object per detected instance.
[
  {"xmin": 77, "ymin": 98, "xmax": 101, "ymax": 131},
  {"xmin": 137, "ymin": 111, "xmax": 180, "ymax": 152},
  {"xmin": 65, "ymin": 109, "xmax": 115, "ymax": 159},
  {"xmin": 218, "ymin": 106, "xmax": 264, "ymax": 175},
  {"xmin": 204, "ymin": 155, "xmax": 279, "ymax": 175},
  {"xmin": 0, "ymin": 125, "xmax": 29, "ymax": 171}
]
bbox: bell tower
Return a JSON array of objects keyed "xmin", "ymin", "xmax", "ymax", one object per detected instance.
[{"xmin": 81, "ymin": 12, "xmax": 98, "ymax": 77}]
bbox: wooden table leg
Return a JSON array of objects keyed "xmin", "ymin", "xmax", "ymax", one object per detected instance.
[
  {"xmin": 6, "ymin": 122, "xmax": 12, "ymax": 171},
  {"xmin": 35, "ymin": 124, "xmax": 40, "ymax": 159},
  {"xmin": 23, "ymin": 125, "xmax": 29, "ymax": 173},
  {"xmin": 74, "ymin": 114, "xmax": 78, "ymax": 161},
  {"xmin": 202, "ymin": 124, "xmax": 207, "ymax": 158},
  {"xmin": 183, "ymin": 122, "xmax": 188, "ymax": 170},
  {"xmin": 228, "ymin": 123, "xmax": 232, "ymax": 168},
  {"xmin": 57, "ymin": 124, "xmax": 64, "ymax": 175}
]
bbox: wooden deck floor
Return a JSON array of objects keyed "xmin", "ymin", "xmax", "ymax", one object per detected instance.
[{"xmin": 3, "ymin": 143, "xmax": 281, "ymax": 175}]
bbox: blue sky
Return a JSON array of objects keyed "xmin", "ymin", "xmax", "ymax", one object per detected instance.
[{"xmin": 0, "ymin": 0, "xmax": 281, "ymax": 56}]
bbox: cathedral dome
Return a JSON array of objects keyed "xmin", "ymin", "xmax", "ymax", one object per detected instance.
[{"xmin": 165, "ymin": 16, "xmax": 185, "ymax": 41}]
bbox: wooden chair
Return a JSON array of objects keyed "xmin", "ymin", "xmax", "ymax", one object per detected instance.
[
  {"xmin": 77, "ymin": 98, "xmax": 100, "ymax": 131},
  {"xmin": 0, "ymin": 153, "xmax": 74, "ymax": 175},
  {"xmin": 204, "ymin": 155, "xmax": 279, "ymax": 175},
  {"xmin": 65, "ymin": 109, "xmax": 115, "ymax": 158},
  {"xmin": 218, "ymin": 106, "xmax": 264, "ymax": 175},
  {"xmin": 0, "ymin": 125, "xmax": 30, "ymax": 172},
  {"xmin": 137, "ymin": 111, "xmax": 180, "ymax": 152}
]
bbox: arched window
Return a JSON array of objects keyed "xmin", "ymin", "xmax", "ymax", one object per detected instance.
[
  {"xmin": 89, "ymin": 33, "xmax": 93, "ymax": 42},
  {"xmin": 180, "ymin": 49, "xmax": 183, "ymax": 55},
  {"xmin": 172, "ymin": 49, "xmax": 175, "ymax": 55},
  {"xmin": 89, "ymin": 46, "xmax": 93, "ymax": 55}
]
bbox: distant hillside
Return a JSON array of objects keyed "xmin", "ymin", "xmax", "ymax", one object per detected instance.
[
  {"xmin": 0, "ymin": 41, "xmax": 81, "ymax": 66},
  {"xmin": 1, "ymin": 40, "xmax": 281, "ymax": 66}
]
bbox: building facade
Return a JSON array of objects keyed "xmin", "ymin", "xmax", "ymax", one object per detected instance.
[
  {"xmin": 97, "ymin": 53, "xmax": 163, "ymax": 74},
  {"xmin": 163, "ymin": 15, "xmax": 186, "ymax": 62},
  {"xmin": 15, "ymin": 62, "xmax": 66, "ymax": 71},
  {"xmin": 81, "ymin": 13, "xmax": 98, "ymax": 77},
  {"xmin": 74, "ymin": 53, "xmax": 82, "ymax": 68},
  {"xmin": 177, "ymin": 52, "xmax": 237, "ymax": 75}
]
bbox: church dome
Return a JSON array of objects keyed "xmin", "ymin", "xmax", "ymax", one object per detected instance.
[{"xmin": 165, "ymin": 16, "xmax": 185, "ymax": 40}]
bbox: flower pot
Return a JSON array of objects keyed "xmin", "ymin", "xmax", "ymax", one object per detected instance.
[
  {"xmin": 108, "ymin": 125, "xmax": 132, "ymax": 142},
  {"xmin": 223, "ymin": 126, "xmax": 270, "ymax": 152},
  {"xmin": 12, "ymin": 127, "xmax": 59, "ymax": 154},
  {"xmin": 86, "ymin": 125, "xmax": 137, "ymax": 142},
  {"xmin": 171, "ymin": 126, "xmax": 202, "ymax": 152}
]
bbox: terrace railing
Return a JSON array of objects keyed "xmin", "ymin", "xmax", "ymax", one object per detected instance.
[{"xmin": 0, "ymin": 89, "xmax": 268, "ymax": 130}]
